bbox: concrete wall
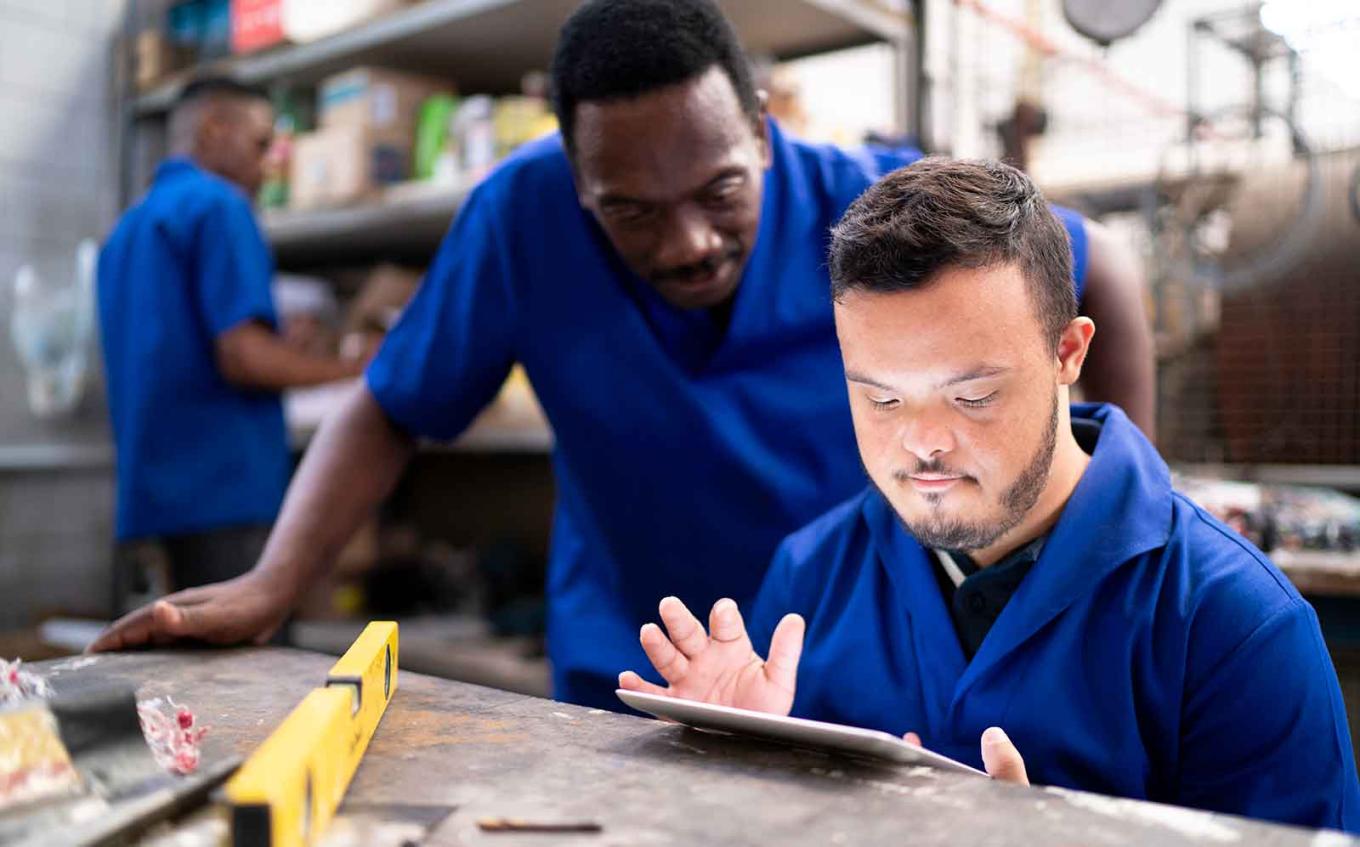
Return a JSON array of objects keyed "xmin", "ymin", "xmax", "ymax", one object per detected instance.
[{"xmin": 0, "ymin": 0, "xmax": 125, "ymax": 628}]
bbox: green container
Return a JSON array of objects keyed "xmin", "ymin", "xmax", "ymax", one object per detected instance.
[{"xmin": 413, "ymin": 94, "xmax": 460, "ymax": 181}]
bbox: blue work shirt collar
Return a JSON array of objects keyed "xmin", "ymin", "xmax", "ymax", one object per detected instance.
[
  {"xmin": 155, "ymin": 156, "xmax": 201, "ymax": 182},
  {"xmin": 864, "ymin": 403, "xmax": 1173, "ymax": 716}
]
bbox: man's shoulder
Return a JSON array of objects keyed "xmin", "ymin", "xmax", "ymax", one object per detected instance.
[
  {"xmin": 777, "ymin": 487, "xmax": 877, "ymax": 572},
  {"xmin": 1162, "ymin": 490, "xmax": 1307, "ymax": 658},
  {"xmin": 754, "ymin": 488, "xmax": 878, "ymax": 622},
  {"xmin": 1169, "ymin": 491, "xmax": 1300, "ymax": 602},
  {"xmin": 140, "ymin": 164, "xmax": 254, "ymax": 231},
  {"xmin": 468, "ymin": 133, "xmax": 575, "ymax": 210},
  {"xmin": 780, "ymin": 132, "xmax": 922, "ymax": 191}
]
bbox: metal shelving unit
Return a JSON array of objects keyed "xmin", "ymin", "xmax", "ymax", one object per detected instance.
[
  {"xmin": 118, "ymin": 0, "xmax": 912, "ymax": 453},
  {"xmin": 132, "ymin": 0, "xmax": 908, "ymax": 116},
  {"xmin": 123, "ymin": 0, "xmax": 912, "ymax": 265},
  {"xmin": 263, "ymin": 182, "xmax": 470, "ymax": 265}
]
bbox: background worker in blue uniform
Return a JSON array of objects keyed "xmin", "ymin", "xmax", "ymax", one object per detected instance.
[
  {"xmin": 98, "ymin": 78, "xmax": 362, "ymax": 593},
  {"xmin": 93, "ymin": 1, "xmax": 1155, "ymax": 710},
  {"xmin": 620, "ymin": 158, "xmax": 1360, "ymax": 831}
]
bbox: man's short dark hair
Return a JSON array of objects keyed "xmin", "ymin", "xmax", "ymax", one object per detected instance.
[
  {"xmin": 829, "ymin": 157, "xmax": 1078, "ymax": 351},
  {"xmin": 549, "ymin": 0, "xmax": 760, "ymax": 153},
  {"xmin": 175, "ymin": 76, "xmax": 268, "ymax": 111}
]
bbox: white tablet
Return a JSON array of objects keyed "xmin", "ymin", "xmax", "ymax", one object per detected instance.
[{"xmin": 617, "ymin": 689, "xmax": 986, "ymax": 777}]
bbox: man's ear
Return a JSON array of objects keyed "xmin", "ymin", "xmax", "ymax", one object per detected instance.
[
  {"xmin": 197, "ymin": 108, "xmax": 229, "ymax": 154},
  {"xmin": 564, "ymin": 150, "xmax": 590, "ymax": 211},
  {"xmin": 1056, "ymin": 317, "xmax": 1095, "ymax": 387},
  {"xmin": 754, "ymin": 90, "xmax": 772, "ymax": 167}
]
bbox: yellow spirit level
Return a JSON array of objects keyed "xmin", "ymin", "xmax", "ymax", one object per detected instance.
[{"xmin": 222, "ymin": 621, "xmax": 398, "ymax": 847}]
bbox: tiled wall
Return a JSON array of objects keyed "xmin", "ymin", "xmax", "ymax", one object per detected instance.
[{"xmin": 0, "ymin": 0, "xmax": 125, "ymax": 629}]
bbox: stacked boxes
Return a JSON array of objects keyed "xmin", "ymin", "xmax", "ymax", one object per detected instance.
[{"xmin": 289, "ymin": 68, "xmax": 453, "ymax": 210}]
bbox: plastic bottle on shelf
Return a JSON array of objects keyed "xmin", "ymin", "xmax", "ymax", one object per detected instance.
[
  {"xmin": 414, "ymin": 93, "xmax": 460, "ymax": 183},
  {"xmin": 9, "ymin": 240, "xmax": 97, "ymax": 418},
  {"xmin": 453, "ymin": 96, "xmax": 497, "ymax": 179}
]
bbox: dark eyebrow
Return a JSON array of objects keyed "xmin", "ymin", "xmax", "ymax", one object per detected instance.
[
  {"xmin": 938, "ymin": 365, "xmax": 1010, "ymax": 388},
  {"xmin": 844, "ymin": 371, "xmax": 896, "ymax": 392},
  {"xmin": 598, "ymin": 167, "xmax": 748, "ymax": 208},
  {"xmin": 844, "ymin": 366, "xmax": 1010, "ymax": 394},
  {"xmin": 597, "ymin": 193, "xmax": 649, "ymax": 208}
]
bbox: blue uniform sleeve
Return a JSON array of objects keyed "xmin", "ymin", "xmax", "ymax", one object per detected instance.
[
  {"xmin": 194, "ymin": 193, "xmax": 276, "ymax": 336},
  {"xmin": 365, "ymin": 185, "xmax": 517, "ymax": 440},
  {"xmin": 1050, "ymin": 206, "xmax": 1089, "ymax": 303},
  {"xmin": 859, "ymin": 144, "xmax": 923, "ymax": 176},
  {"xmin": 1178, "ymin": 599, "xmax": 1360, "ymax": 831}
]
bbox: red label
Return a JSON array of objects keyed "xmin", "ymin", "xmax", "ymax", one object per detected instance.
[{"xmin": 230, "ymin": 0, "xmax": 285, "ymax": 54}]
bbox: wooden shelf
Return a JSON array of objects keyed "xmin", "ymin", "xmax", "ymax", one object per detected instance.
[
  {"xmin": 286, "ymin": 380, "xmax": 554, "ymax": 454},
  {"xmin": 133, "ymin": 0, "xmax": 907, "ymax": 116},
  {"xmin": 1272, "ymin": 550, "xmax": 1360, "ymax": 597},
  {"xmin": 132, "ymin": 0, "xmax": 909, "ymax": 263},
  {"xmin": 0, "ymin": 443, "xmax": 114, "ymax": 471},
  {"xmin": 263, "ymin": 181, "xmax": 469, "ymax": 265},
  {"xmin": 1174, "ymin": 463, "xmax": 1360, "ymax": 492}
]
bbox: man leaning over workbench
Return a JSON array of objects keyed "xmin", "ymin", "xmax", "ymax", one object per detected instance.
[
  {"xmin": 621, "ymin": 158, "xmax": 1360, "ymax": 832},
  {"xmin": 93, "ymin": 0, "xmax": 1155, "ymax": 711},
  {"xmin": 98, "ymin": 78, "xmax": 363, "ymax": 593}
]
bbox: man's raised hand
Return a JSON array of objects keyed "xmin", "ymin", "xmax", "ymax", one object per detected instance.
[{"xmin": 618, "ymin": 596, "xmax": 804, "ymax": 716}]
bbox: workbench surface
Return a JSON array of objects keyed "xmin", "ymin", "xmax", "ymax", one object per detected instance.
[{"xmin": 32, "ymin": 648, "xmax": 1351, "ymax": 846}]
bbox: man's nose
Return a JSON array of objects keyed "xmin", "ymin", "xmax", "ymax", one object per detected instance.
[
  {"xmin": 655, "ymin": 206, "xmax": 722, "ymax": 271},
  {"xmin": 899, "ymin": 409, "xmax": 957, "ymax": 464}
]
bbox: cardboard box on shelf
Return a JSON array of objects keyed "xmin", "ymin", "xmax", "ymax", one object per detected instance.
[
  {"xmin": 230, "ymin": 0, "xmax": 286, "ymax": 54},
  {"xmin": 319, "ymin": 67, "xmax": 453, "ymax": 135},
  {"xmin": 135, "ymin": 30, "xmax": 189, "ymax": 91},
  {"xmin": 288, "ymin": 125, "xmax": 412, "ymax": 210},
  {"xmin": 492, "ymin": 96, "xmax": 557, "ymax": 158}
]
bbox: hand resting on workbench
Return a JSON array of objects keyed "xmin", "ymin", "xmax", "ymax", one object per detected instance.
[
  {"xmin": 89, "ymin": 570, "xmax": 292, "ymax": 651},
  {"xmin": 620, "ymin": 596, "xmax": 1029, "ymax": 785}
]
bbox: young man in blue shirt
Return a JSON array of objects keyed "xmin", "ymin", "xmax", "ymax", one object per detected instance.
[
  {"xmin": 620, "ymin": 158, "xmax": 1359, "ymax": 831},
  {"xmin": 94, "ymin": 1, "xmax": 1154, "ymax": 710},
  {"xmin": 98, "ymin": 79, "xmax": 360, "ymax": 592}
]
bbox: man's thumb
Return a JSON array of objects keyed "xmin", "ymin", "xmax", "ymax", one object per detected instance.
[{"xmin": 980, "ymin": 726, "xmax": 1029, "ymax": 785}]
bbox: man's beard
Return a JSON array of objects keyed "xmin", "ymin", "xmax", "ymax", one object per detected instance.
[{"xmin": 876, "ymin": 394, "xmax": 1059, "ymax": 552}]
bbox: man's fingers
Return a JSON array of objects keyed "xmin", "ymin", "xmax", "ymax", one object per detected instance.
[
  {"xmin": 158, "ymin": 585, "xmax": 214, "ymax": 608},
  {"xmin": 708, "ymin": 598, "xmax": 747, "ymax": 645},
  {"xmin": 251, "ymin": 621, "xmax": 282, "ymax": 646},
  {"xmin": 618, "ymin": 670, "xmax": 669, "ymax": 697},
  {"xmin": 86, "ymin": 630, "xmax": 121, "ymax": 653},
  {"xmin": 763, "ymin": 613, "xmax": 804, "ymax": 693},
  {"xmin": 903, "ymin": 732, "xmax": 922, "ymax": 747},
  {"xmin": 639, "ymin": 622, "xmax": 689, "ymax": 684},
  {"xmin": 88, "ymin": 604, "xmax": 159, "ymax": 653},
  {"xmin": 981, "ymin": 726, "xmax": 1029, "ymax": 786},
  {"xmin": 659, "ymin": 596, "xmax": 709, "ymax": 658},
  {"xmin": 87, "ymin": 625, "xmax": 125, "ymax": 653}
]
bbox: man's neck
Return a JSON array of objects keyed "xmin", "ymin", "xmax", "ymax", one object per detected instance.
[
  {"xmin": 968, "ymin": 425, "xmax": 1091, "ymax": 568},
  {"xmin": 707, "ymin": 293, "xmax": 737, "ymax": 333}
]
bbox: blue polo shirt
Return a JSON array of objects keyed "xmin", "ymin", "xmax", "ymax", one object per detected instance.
[
  {"xmin": 98, "ymin": 158, "xmax": 289, "ymax": 540},
  {"xmin": 749, "ymin": 403, "xmax": 1360, "ymax": 832},
  {"xmin": 366, "ymin": 121, "xmax": 1089, "ymax": 709}
]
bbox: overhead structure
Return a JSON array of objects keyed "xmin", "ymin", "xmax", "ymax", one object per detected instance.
[{"xmin": 1061, "ymin": 0, "xmax": 1163, "ymax": 46}]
